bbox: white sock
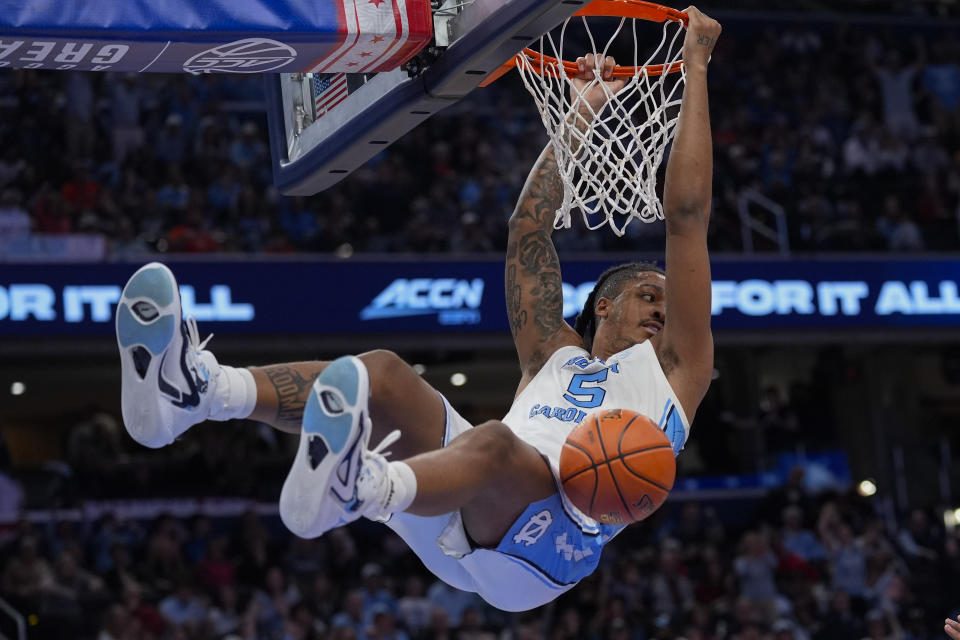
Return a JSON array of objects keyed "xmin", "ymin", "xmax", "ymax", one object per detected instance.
[
  {"xmin": 209, "ymin": 365, "xmax": 257, "ymax": 421},
  {"xmin": 386, "ymin": 461, "xmax": 418, "ymax": 514}
]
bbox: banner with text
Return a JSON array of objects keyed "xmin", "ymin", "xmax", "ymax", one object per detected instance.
[
  {"xmin": 0, "ymin": 0, "xmax": 432, "ymax": 74},
  {"xmin": 2, "ymin": 258, "xmax": 960, "ymax": 337}
]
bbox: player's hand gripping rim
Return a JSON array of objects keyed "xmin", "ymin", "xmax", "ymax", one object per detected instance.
[
  {"xmin": 680, "ymin": 6, "xmax": 721, "ymax": 71},
  {"xmin": 568, "ymin": 54, "xmax": 626, "ymax": 122}
]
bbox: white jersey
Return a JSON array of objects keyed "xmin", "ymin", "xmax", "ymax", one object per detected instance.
[
  {"xmin": 388, "ymin": 341, "xmax": 692, "ymax": 611},
  {"xmin": 501, "ymin": 341, "xmax": 691, "ymax": 474}
]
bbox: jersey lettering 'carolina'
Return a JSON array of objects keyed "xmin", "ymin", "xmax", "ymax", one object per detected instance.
[{"xmin": 528, "ymin": 404, "xmax": 587, "ymax": 423}]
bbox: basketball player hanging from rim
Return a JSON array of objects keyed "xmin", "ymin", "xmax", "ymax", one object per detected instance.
[{"xmin": 116, "ymin": 7, "xmax": 720, "ymax": 611}]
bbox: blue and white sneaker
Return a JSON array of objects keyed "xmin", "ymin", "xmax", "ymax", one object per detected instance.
[
  {"xmin": 279, "ymin": 356, "xmax": 401, "ymax": 538},
  {"xmin": 116, "ymin": 262, "xmax": 219, "ymax": 448}
]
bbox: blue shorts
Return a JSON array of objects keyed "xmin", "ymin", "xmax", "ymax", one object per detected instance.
[{"xmin": 385, "ymin": 395, "xmax": 623, "ymax": 611}]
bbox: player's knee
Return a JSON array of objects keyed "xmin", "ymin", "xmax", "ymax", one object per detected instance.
[
  {"xmin": 358, "ymin": 349, "xmax": 409, "ymax": 398},
  {"xmin": 471, "ymin": 421, "xmax": 522, "ymax": 469}
]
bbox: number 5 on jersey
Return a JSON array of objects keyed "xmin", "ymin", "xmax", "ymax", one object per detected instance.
[{"xmin": 563, "ymin": 370, "xmax": 604, "ymax": 408}]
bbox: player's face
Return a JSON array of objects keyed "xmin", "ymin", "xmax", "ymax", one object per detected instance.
[{"xmin": 598, "ymin": 273, "xmax": 666, "ymax": 348}]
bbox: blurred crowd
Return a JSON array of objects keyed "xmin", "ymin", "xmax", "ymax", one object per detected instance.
[
  {"xmin": 0, "ymin": 16, "xmax": 958, "ymax": 256},
  {"xmin": 2, "ymin": 467, "xmax": 959, "ymax": 640}
]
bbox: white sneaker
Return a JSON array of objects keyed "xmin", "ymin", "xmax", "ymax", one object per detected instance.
[
  {"xmin": 116, "ymin": 262, "xmax": 218, "ymax": 448},
  {"xmin": 279, "ymin": 356, "xmax": 401, "ymax": 538}
]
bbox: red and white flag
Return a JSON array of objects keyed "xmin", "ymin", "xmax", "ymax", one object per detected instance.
[
  {"xmin": 308, "ymin": 0, "xmax": 429, "ymax": 73},
  {"xmin": 314, "ymin": 73, "xmax": 349, "ymax": 117}
]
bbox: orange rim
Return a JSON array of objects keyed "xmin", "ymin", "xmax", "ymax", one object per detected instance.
[
  {"xmin": 478, "ymin": 0, "xmax": 687, "ymax": 87},
  {"xmin": 573, "ymin": 0, "xmax": 687, "ymax": 24},
  {"xmin": 519, "ymin": 48, "xmax": 684, "ymax": 79}
]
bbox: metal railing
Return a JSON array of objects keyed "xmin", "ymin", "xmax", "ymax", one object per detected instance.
[
  {"xmin": 0, "ymin": 596, "xmax": 25, "ymax": 640},
  {"xmin": 738, "ymin": 189, "xmax": 790, "ymax": 255}
]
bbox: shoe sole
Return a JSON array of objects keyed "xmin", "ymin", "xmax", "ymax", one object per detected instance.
[
  {"xmin": 116, "ymin": 262, "xmax": 180, "ymax": 448},
  {"xmin": 279, "ymin": 356, "xmax": 370, "ymax": 538}
]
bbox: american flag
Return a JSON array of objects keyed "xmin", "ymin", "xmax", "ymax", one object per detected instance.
[{"xmin": 314, "ymin": 73, "xmax": 349, "ymax": 118}]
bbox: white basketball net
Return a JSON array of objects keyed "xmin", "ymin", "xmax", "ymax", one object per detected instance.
[{"xmin": 516, "ymin": 15, "xmax": 686, "ymax": 236}]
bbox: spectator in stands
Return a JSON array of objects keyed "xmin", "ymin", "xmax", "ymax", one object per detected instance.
[
  {"xmin": 109, "ymin": 73, "xmax": 145, "ymax": 162},
  {"xmin": 97, "ymin": 603, "xmax": 136, "ymax": 640},
  {"xmin": 367, "ymin": 604, "xmax": 411, "ymax": 640},
  {"xmin": 694, "ymin": 545, "xmax": 734, "ymax": 606},
  {"xmin": 862, "ymin": 607, "xmax": 904, "ymax": 640},
  {"xmin": 122, "ymin": 581, "xmax": 166, "ymax": 638},
  {"xmin": 230, "ymin": 121, "xmax": 267, "ymax": 170},
  {"xmin": 817, "ymin": 589, "xmax": 865, "ymax": 640},
  {"xmin": 155, "ymin": 113, "xmax": 188, "ymax": 165},
  {"xmin": 183, "ymin": 515, "xmax": 212, "ymax": 564},
  {"xmin": 734, "ymin": 531, "xmax": 780, "ymax": 614},
  {"xmin": 824, "ymin": 523, "xmax": 867, "ymax": 598},
  {"xmin": 52, "ymin": 549, "xmax": 107, "ymax": 604},
  {"xmin": 0, "ymin": 145, "xmax": 26, "ymax": 189},
  {"xmin": 143, "ymin": 515, "xmax": 188, "ymax": 593},
  {"xmin": 648, "ymin": 537, "xmax": 695, "ymax": 618},
  {"xmin": 208, "ymin": 582, "xmax": 248, "ymax": 638},
  {"xmin": 197, "ymin": 535, "xmax": 236, "ymax": 590},
  {"xmin": 61, "ymin": 163, "xmax": 100, "ymax": 216},
  {"xmin": 897, "ymin": 509, "xmax": 939, "ymax": 562},
  {"xmin": 782, "ymin": 506, "xmax": 825, "ymax": 563},
  {"xmin": 393, "ymin": 574, "xmax": 430, "ymax": 637},
  {"xmin": 359, "ymin": 563, "xmax": 397, "ymax": 621},
  {"xmin": 158, "ymin": 577, "xmax": 207, "ymax": 632},
  {"xmin": 64, "ymin": 73, "xmax": 95, "ymax": 162},
  {"xmin": 252, "ymin": 565, "xmax": 301, "ymax": 636},
  {"xmin": 863, "ymin": 546, "xmax": 909, "ymax": 613},
  {"xmin": 285, "ymin": 536, "xmax": 327, "ymax": 581},
  {"xmin": 764, "ymin": 466, "xmax": 818, "ymax": 520},
  {"xmin": 877, "ymin": 195, "xmax": 925, "ymax": 251},
  {"xmin": 333, "ymin": 589, "xmax": 370, "ymax": 639},
  {"xmin": 870, "ymin": 47, "xmax": 923, "ymax": 140},
  {"xmin": 2, "ymin": 535, "xmax": 55, "ymax": 604},
  {"xmin": 0, "ymin": 188, "xmax": 30, "ymax": 245},
  {"xmin": 303, "ymin": 571, "xmax": 338, "ymax": 625}
]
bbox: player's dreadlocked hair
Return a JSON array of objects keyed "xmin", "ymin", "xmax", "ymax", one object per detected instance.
[{"xmin": 574, "ymin": 261, "xmax": 665, "ymax": 350}]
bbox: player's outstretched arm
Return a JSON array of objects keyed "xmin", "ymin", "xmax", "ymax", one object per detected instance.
[
  {"xmin": 506, "ymin": 143, "xmax": 581, "ymax": 386},
  {"xmin": 658, "ymin": 6, "xmax": 720, "ymax": 419},
  {"xmin": 506, "ymin": 57, "xmax": 624, "ymax": 387}
]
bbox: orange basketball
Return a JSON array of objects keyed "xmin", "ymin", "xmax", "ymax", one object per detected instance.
[{"xmin": 560, "ymin": 409, "xmax": 676, "ymax": 525}]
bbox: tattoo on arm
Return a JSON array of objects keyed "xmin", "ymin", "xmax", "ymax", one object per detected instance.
[
  {"xmin": 511, "ymin": 146, "xmax": 564, "ymax": 228},
  {"xmin": 505, "ymin": 263, "xmax": 527, "ymax": 339},
  {"xmin": 262, "ymin": 365, "xmax": 316, "ymax": 426},
  {"xmin": 518, "ymin": 230, "xmax": 564, "ymax": 341},
  {"xmin": 696, "ymin": 33, "xmax": 714, "ymax": 47},
  {"xmin": 532, "ymin": 272, "xmax": 564, "ymax": 337}
]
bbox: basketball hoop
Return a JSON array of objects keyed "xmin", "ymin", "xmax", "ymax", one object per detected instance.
[{"xmin": 489, "ymin": 1, "xmax": 689, "ymax": 236}]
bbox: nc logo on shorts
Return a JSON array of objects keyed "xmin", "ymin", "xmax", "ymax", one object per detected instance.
[
  {"xmin": 555, "ymin": 532, "xmax": 594, "ymax": 562},
  {"xmin": 183, "ymin": 39, "xmax": 297, "ymax": 75},
  {"xmin": 512, "ymin": 510, "xmax": 552, "ymax": 546}
]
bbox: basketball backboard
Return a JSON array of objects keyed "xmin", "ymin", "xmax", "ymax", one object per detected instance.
[{"xmin": 265, "ymin": 0, "xmax": 592, "ymax": 195}]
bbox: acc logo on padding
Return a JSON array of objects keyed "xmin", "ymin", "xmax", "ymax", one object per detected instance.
[
  {"xmin": 183, "ymin": 38, "xmax": 297, "ymax": 74},
  {"xmin": 360, "ymin": 278, "xmax": 484, "ymax": 325}
]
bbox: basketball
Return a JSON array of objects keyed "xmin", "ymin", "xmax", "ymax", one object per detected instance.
[{"xmin": 560, "ymin": 409, "xmax": 676, "ymax": 525}]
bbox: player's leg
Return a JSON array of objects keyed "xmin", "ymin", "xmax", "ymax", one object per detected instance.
[
  {"xmin": 401, "ymin": 420, "xmax": 556, "ymax": 546},
  {"xmin": 116, "ymin": 263, "xmax": 445, "ymax": 459},
  {"xmin": 246, "ymin": 350, "xmax": 446, "ymax": 461},
  {"xmin": 116, "ymin": 263, "xmax": 553, "ymax": 545},
  {"xmin": 281, "ymin": 353, "xmax": 555, "ymax": 544}
]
